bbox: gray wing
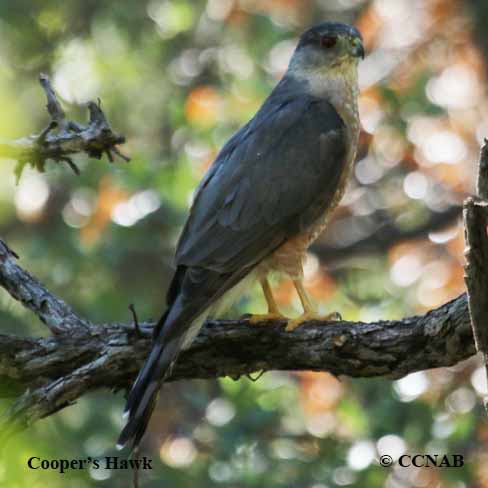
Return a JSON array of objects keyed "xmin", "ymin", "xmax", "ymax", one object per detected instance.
[{"xmin": 175, "ymin": 91, "xmax": 348, "ymax": 274}]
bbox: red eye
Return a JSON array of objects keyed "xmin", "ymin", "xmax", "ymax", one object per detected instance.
[{"xmin": 320, "ymin": 35, "xmax": 337, "ymax": 48}]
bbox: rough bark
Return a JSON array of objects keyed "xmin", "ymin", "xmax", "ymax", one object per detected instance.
[
  {"xmin": 464, "ymin": 142, "xmax": 488, "ymax": 396},
  {"xmin": 0, "ymin": 242, "xmax": 90, "ymax": 335}
]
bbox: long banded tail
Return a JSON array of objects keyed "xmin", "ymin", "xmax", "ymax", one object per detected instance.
[
  {"xmin": 117, "ymin": 266, "xmax": 246, "ymax": 453},
  {"xmin": 117, "ymin": 294, "xmax": 204, "ymax": 451},
  {"xmin": 117, "ymin": 312, "xmax": 173, "ymax": 451}
]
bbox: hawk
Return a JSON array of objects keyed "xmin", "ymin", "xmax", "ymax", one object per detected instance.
[{"xmin": 118, "ymin": 22, "xmax": 364, "ymax": 451}]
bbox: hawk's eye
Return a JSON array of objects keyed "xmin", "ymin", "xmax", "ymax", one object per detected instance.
[{"xmin": 320, "ymin": 35, "xmax": 337, "ymax": 49}]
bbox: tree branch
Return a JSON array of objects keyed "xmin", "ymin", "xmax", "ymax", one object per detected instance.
[
  {"xmin": 0, "ymin": 74, "xmax": 129, "ymax": 180},
  {"xmin": 0, "ymin": 238, "xmax": 476, "ymax": 438},
  {"xmin": 464, "ymin": 141, "xmax": 488, "ymax": 403},
  {"xmin": 0, "ymin": 240, "xmax": 90, "ymax": 335}
]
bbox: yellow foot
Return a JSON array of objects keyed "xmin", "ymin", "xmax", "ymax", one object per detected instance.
[
  {"xmin": 246, "ymin": 313, "xmax": 287, "ymax": 325},
  {"xmin": 285, "ymin": 311, "xmax": 341, "ymax": 332}
]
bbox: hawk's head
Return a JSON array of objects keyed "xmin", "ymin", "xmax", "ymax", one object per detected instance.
[{"xmin": 291, "ymin": 22, "xmax": 364, "ymax": 73}]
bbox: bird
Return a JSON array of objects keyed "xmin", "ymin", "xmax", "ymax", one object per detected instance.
[{"xmin": 118, "ymin": 21, "xmax": 364, "ymax": 452}]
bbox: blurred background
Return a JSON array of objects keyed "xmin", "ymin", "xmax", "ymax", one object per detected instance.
[{"xmin": 0, "ymin": 0, "xmax": 487, "ymax": 486}]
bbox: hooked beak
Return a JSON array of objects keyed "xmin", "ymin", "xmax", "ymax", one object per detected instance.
[{"xmin": 351, "ymin": 38, "xmax": 365, "ymax": 59}]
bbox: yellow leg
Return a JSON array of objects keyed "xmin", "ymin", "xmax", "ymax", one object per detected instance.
[
  {"xmin": 248, "ymin": 278, "xmax": 286, "ymax": 325},
  {"xmin": 294, "ymin": 278, "xmax": 315, "ymax": 313},
  {"xmin": 285, "ymin": 278, "xmax": 341, "ymax": 332}
]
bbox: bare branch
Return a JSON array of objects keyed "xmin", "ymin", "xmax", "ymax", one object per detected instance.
[
  {"xmin": 39, "ymin": 73, "xmax": 66, "ymax": 126},
  {"xmin": 0, "ymin": 240, "xmax": 90, "ymax": 335},
  {"xmin": 0, "ymin": 74, "xmax": 129, "ymax": 180}
]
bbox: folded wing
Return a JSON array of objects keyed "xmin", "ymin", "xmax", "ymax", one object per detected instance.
[{"xmin": 175, "ymin": 88, "xmax": 348, "ymax": 274}]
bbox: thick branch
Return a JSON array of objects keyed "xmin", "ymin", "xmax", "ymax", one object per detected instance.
[
  {"xmin": 0, "ymin": 293, "xmax": 474, "ymax": 387},
  {"xmin": 0, "ymin": 74, "xmax": 129, "ymax": 180}
]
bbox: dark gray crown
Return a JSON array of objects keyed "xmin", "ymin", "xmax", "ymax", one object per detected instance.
[{"xmin": 297, "ymin": 22, "xmax": 362, "ymax": 49}]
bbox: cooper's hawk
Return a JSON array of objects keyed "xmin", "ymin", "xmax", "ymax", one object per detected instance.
[{"xmin": 118, "ymin": 22, "xmax": 364, "ymax": 451}]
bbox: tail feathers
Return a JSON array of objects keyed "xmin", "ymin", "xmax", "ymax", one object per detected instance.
[
  {"xmin": 118, "ymin": 266, "xmax": 244, "ymax": 453},
  {"xmin": 123, "ymin": 342, "xmax": 163, "ymax": 418},
  {"xmin": 117, "ymin": 380, "xmax": 161, "ymax": 451},
  {"xmin": 117, "ymin": 331, "xmax": 180, "ymax": 452},
  {"xmin": 124, "ymin": 308, "xmax": 172, "ymax": 417},
  {"xmin": 152, "ymin": 308, "xmax": 169, "ymax": 341}
]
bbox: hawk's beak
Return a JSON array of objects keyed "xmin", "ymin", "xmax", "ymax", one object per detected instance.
[{"xmin": 351, "ymin": 39, "xmax": 365, "ymax": 59}]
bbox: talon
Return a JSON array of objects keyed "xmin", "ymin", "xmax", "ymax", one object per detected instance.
[
  {"xmin": 285, "ymin": 311, "xmax": 341, "ymax": 332},
  {"xmin": 330, "ymin": 311, "xmax": 342, "ymax": 321},
  {"xmin": 285, "ymin": 314, "xmax": 310, "ymax": 332},
  {"xmin": 247, "ymin": 313, "xmax": 286, "ymax": 325}
]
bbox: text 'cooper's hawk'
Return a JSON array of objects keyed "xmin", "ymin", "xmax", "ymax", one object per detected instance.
[{"xmin": 118, "ymin": 22, "xmax": 364, "ymax": 451}]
